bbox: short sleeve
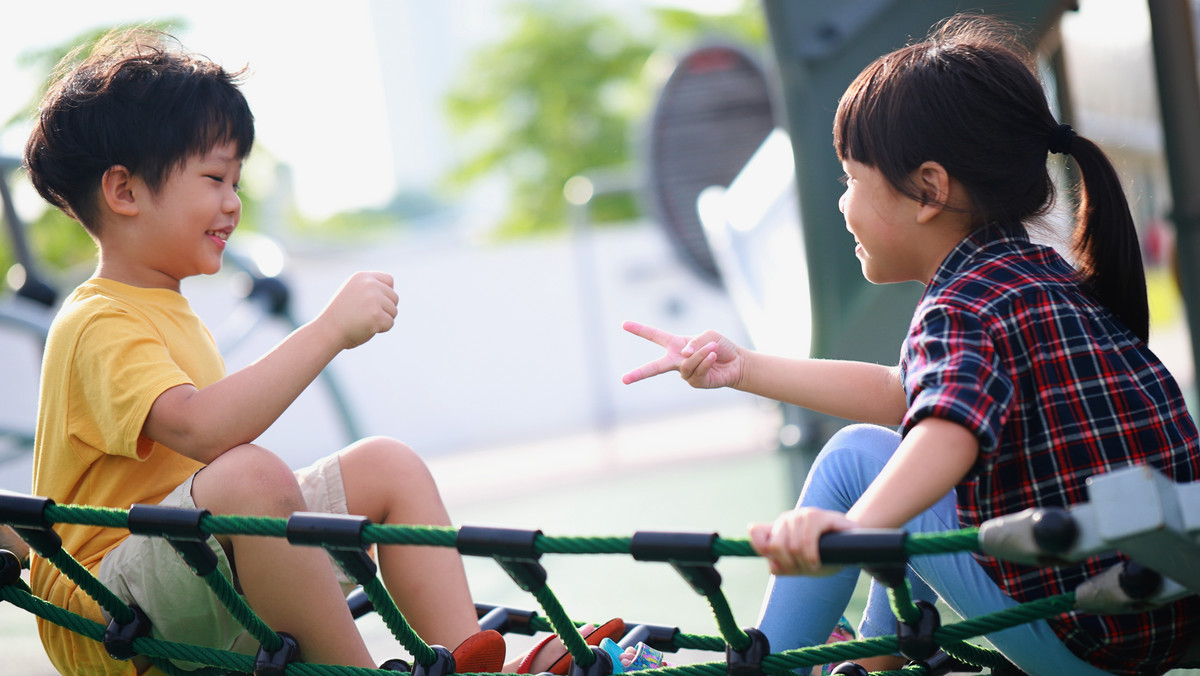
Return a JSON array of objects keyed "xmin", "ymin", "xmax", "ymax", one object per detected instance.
[
  {"xmin": 902, "ymin": 303, "xmax": 1012, "ymax": 455},
  {"xmin": 68, "ymin": 305, "xmax": 194, "ymax": 460}
]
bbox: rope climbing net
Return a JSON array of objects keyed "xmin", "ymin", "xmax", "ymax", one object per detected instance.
[{"xmin": 1, "ymin": 463, "xmax": 1198, "ymax": 676}]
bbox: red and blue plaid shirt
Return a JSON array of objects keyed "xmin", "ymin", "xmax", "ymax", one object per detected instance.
[{"xmin": 900, "ymin": 225, "xmax": 1200, "ymax": 675}]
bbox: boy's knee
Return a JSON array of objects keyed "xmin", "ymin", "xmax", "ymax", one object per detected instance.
[
  {"xmin": 342, "ymin": 436, "xmax": 428, "ymax": 477},
  {"xmin": 194, "ymin": 444, "xmax": 303, "ymax": 514}
]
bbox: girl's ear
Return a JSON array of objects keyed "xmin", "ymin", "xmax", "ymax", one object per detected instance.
[
  {"xmin": 100, "ymin": 165, "xmax": 139, "ymax": 217},
  {"xmin": 914, "ymin": 161, "xmax": 951, "ymax": 224}
]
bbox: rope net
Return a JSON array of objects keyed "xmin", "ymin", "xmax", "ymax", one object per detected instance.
[{"xmin": 0, "ymin": 494, "xmax": 1189, "ymax": 676}]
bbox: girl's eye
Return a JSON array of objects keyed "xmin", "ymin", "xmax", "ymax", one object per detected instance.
[{"xmin": 837, "ymin": 173, "xmax": 851, "ymax": 186}]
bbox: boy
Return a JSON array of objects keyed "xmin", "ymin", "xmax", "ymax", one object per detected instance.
[{"xmin": 23, "ymin": 29, "xmax": 513, "ymax": 674}]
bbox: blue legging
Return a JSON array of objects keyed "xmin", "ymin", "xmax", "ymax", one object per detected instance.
[{"xmin": 754, "ymin": 424, "xmax": 1112, "ymax": 676}]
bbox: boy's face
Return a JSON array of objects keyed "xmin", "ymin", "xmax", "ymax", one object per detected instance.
[{"xmin": 135, "ymin": 142, "xmax": 243, "ymax": 288}]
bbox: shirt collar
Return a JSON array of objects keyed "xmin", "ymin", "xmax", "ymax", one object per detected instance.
[{"xmin": 928, "ymin": 223, "xmax": 1030, "ymax": 289}]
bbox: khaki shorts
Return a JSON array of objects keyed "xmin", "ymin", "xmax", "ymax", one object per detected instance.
[{"xmin": 97, "ymin": 453, "xmax": 354, "ymax": 663}]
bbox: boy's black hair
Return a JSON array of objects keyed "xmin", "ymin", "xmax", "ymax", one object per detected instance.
[{"xmin": 24, "ymin": 28, "xmax": 255, "ymax": 232}]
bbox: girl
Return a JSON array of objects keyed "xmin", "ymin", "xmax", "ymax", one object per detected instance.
[{"xmin": 621, "ymin": 15, "xmax": 1200, "ymax": 676}]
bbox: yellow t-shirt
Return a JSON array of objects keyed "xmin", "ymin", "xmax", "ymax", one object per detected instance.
[{"xmin": 30, "ymin": 278, "xmax": 224, "ymax": 675}]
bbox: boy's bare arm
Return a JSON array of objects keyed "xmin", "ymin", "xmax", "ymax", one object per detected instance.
[
  {"xmin": 738, "ymin": 352, "xmax": 907, "ymax": 426},
  {"xmin": 143, "ymin": 272, "xmax": 398, "ymax": 463}
]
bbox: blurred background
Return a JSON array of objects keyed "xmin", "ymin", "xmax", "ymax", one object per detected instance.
[{"xmin": 2, "ymin": 0, "xmax": 1199, "ymax": 673}]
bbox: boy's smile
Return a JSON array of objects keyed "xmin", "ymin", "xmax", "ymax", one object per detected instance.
[{"xmin": 97, "ymin": 141, "xmax": 244, "ymax": 290}]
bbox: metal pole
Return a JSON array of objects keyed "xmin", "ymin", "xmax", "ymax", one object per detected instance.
[{"xmin": 1146, "ymin": 0, "xmax": 1200, "ymax": 381}]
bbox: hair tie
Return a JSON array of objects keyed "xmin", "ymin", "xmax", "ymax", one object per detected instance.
[{"xmin": 1048, "ymin": 123, "xmax": 1076, "ymax": 156}]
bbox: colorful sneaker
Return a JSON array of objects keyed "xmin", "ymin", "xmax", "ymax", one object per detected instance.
[
  {"xmin": 814, "ymin": 616, "xmax": 856, "ymax": 676},
  {"xmin": 599, "ymin": 638, "xmax": 671, "ymax": 673}
]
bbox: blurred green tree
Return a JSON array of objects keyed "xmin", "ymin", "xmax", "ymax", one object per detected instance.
[{"xmin": 443, "ymin": 0, "xmax": 765, "ymax": 238}]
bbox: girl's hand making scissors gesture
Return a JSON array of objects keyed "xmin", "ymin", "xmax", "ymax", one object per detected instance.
[{"xmin": 620, "ymin": 320, "xmax": 746, "ymax": 389}]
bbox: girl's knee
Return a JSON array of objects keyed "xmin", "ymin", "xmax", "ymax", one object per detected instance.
[{"xmin": 798, "ymin": 424, "xmax": 901, "ymax": 509}]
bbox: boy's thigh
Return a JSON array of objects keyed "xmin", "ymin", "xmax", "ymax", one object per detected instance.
[
  {"xmin": 97, "ymin": 473, "xmax": 255, "ymax": 658},
  {"xmin": 98, "ymin": 456, "xmax": 355, "ymax": 656}
]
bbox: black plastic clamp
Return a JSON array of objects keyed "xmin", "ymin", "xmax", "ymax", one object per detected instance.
[
  {"xmin": 286, "ymin": 512, "xmax": 370, "ymax": 550},
  {"xmin": 127, "ymin": 504, "xmax": 219, "ymax": 575},
  {"xmin": 630, "ymin": 531, "xmax": 719, "ymax": 564},
  {"xmin": 254, "ymin": 631, "xmax": 299, "ymax": 676},
  {"xmin": 1, "ymin": 549, "xmax": 23, "ymax": 588},
  {"xmin": 127, "ymin": 504, "xmax": 210, "ymax": 540},
  {"xmin": 863, "ymin": 565, "xmax": 907, "ymax": 590},
  {"xmin": 568, "ymin": 645, "xmax": 616, "ymax": 676},
  {"xmin": 631, "ymin": 531, "xmax": 722, "ymax": 597},
  {"xmin": 817, "ymin": 529, "xmax": 908, "ymax": 566},
  {"xmin": 0, "ymin": 491, "xmax": 54, "ymax": 529},
  {"xmin": 828, "ymin": 663, "xmax": 869, "ymax": 676},
  {"xmin": 0, "ymin": 492, "xmax": 61, "ymax": 557},
  {"xmin": 896, "ymin": 600, "xmax": 941, "ymax": 662},
  {"xmin": 457, "ymin": 526, "xmax": 548, "ymax": 592},
  {"xmin": 618, "ymin": 623, "xmax": 680, "ymax": 652},
  {"xmin": 411, "ymin": 645, "xmax": 456, "ymax": 676},
  {"xmin": 103, "ymin": 604, "xmax": 152, "ymax": 660},
  {"xmin": 348, "ymin": 586, "xmax": 376, "ymax": 619},
  {"xmin": 725, "ymin": 627, "xmax": 770, "ymax": 676},
  {"xmin": 286, "ymin": 512, "xmax": 377, "ymax": 583}
]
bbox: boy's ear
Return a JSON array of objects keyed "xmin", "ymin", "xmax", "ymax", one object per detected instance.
[
  {"xmin": 914, "ymin": 161, "xmax": 951, "ymax": 224},
  {"xmin": 100, "ymin": 165, "xmax": 140, "ymax": 217}
]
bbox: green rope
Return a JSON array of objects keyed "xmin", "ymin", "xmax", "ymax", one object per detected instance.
[
  {"xmin": 42, "ymin": 547, "xmax": 135, "ymax": 625},
  {"xmin": 198, "ymin": 567, "xmax": 283, "ymax": 652},
  {"xmin": 532, "ymin": 584, "xmax": 596, "ymax": 668},
  {"xmin": 887, "ymin": 579, "xmax": 922, "ymax": 625},
  {"xmin": 700, "ymin": 586, "xmax": 750, "ymax": 652},
  {"xmin": 359, "ymin": 575, "xmax": 436, "ymax": 665}
]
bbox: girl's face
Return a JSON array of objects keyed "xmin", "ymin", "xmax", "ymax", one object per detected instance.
[{"xmin": 838, "ymin": 159, "xmax": 930, "ymax": 285}]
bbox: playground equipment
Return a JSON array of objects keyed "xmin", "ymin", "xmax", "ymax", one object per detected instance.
[{"xmin": 2, "ymin": 464, "xmax": 1199, "ymax": 676}]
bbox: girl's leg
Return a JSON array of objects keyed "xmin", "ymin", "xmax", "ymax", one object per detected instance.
[
  {"xmin": 757, "ymin": 424, "xmax": 930, "ymax": 651},
  {"xmin": 191, "ymin": 444, "xmax": 376, "ymax": 668},
  {"xmin": 338, "ymin": 437, "xmax": 480, "ymax": 648}
]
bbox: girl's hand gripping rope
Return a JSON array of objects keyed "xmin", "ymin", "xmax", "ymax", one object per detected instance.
[
  {"xmin": 620, "ymin": 321, "xmax": 745, "ymax": 389},
  {"xmin": 748, "ymin": 507, "xmax": 860, "ymax": 577}
]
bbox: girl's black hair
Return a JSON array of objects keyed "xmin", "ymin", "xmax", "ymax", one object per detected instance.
[
  {"xmin": 833, "ymin": 14, "xmax": 1148, "ymax": 342},
  {"xmin": 24, "ymin": 29, "xmax": 255, "ymax": 232}
]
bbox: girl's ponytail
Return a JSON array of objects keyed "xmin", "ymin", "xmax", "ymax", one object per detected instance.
[{"xmin": 1061, "ymin": 130, "xmax": 1150, "ymax": 342}]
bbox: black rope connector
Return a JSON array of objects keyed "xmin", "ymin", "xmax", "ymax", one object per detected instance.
[
  {"xmin": 126, "ymin": 504, "xmax": 219, "ymax": 575},
  {"xmin": 829, "ymin": 663, "xmax": 869, "ymax": 676},
  {"xmin": 817, "ymin": 529, "xmax": 908, "ymax": 566},
  {"xmin": 0, "ymin": 549, "xmax": 22, "ymax": 588},
  {"xmin": 725, "ymin": 626, "xmax": 769, "ymax": 676},
  {"xmin": 631, "ymin": 531, "xmax": 722, "ymax": 597},
  {"xmin": 864, "ymin": 565, "xmax": 907, "ymax": 590},
  {"xmin": 286, "ymin": 512, "xmax": 371, "ymax": 550},
  {"xmin": 568, "ymin": 645, "xmax": 616, "ymax": 676},
  {"xmin": 457, "ymin": 526, "xmax": 548, "ymax": 592},
  {"xmin": 906, "ymin": 649, "xmax": 980, "ymax": 676},
  {"xmin": 348, "ymin": 586, "xmax": 375, "ymax": 619},
  {"xmin": 0, "ymin": 491, "xmax": 54, "ymax": 529},
  {"xmin": 380, "ymin": 658, "xmax": 411, "ymax": 672},
  {"xmin": 631, "ymin": 531, "xmax": 719, "ymax": 564},
  {"xmin": 411, "ymin": 645, "xmax": 455, "ymax": 676},
  {"xmin": 896, "ymin": 600, "xmax": 941, "ymax": 662},
  {"xmin": 456, "ymin": 525, "xmax": 542, "ymax": 560},
  {"xmin": 619, "ymin": 623, "xmax": 680, "ymax": 652},
  {"xmin": 254, "ymin": 631, "xmax": 299, "ymax": 676},
  {"xmin": 127, "ymin": 504, "xmax": 210, "ymax": 540},
  {"xmin": 103, "ymin": 604, "xmax": 151, "ymax": 660}
]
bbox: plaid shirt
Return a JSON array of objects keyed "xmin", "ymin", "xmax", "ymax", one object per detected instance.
[{"xmin": 900, "ymin": 225, "xmax": 1200, "ymax": 675}]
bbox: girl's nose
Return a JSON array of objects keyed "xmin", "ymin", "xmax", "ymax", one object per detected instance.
[{"xmin": 838, "ymin": 191, "xmax": 847, "ymax": 214}]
